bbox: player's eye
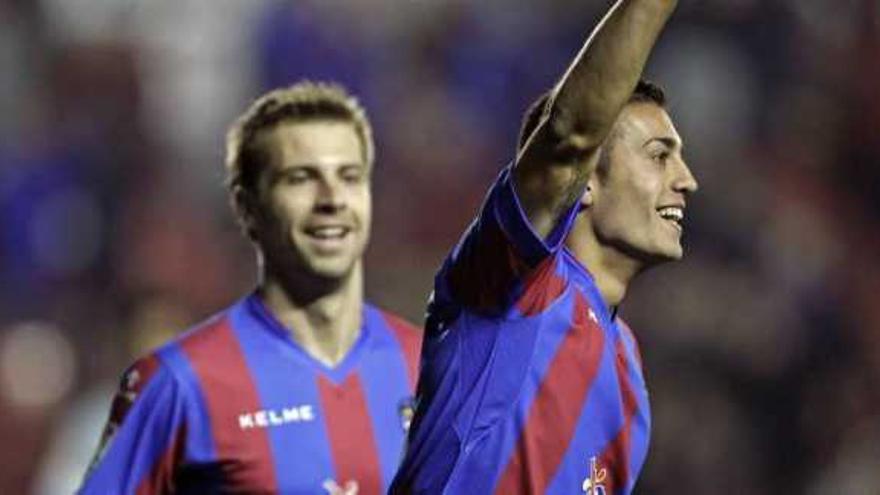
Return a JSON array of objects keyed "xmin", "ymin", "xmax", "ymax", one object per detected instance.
[
  {"xmin": 340, "ymin": 167, "xmax": 366, "ymax": 184},
  {"xmin": 651, "ymin": 151, "xmax": 670, "ymax": 166},
  {"xmin": 281, "ymin": 169, "xmax": 311, "ymax": 185}
]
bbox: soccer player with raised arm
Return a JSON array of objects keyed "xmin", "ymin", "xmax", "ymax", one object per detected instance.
[
  {"xmin": 391, "ymin": 0, "xmax": 695, "ymax": 493},
  {"xmin": 80, "ymin": 82, "xmax": 422, "ymax": 494}
]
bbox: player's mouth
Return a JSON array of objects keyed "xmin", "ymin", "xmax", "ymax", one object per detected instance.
[
  {"xmin": 303, "ymin": 225, "xmax": 353, "ymax": 251},
  {"xmin": 657, "ymin": 205, "xmax": 684, "ymax": 231},
  {"xmin": 306, "ymin": 225, "xmax": 351, "ymax": 239}
]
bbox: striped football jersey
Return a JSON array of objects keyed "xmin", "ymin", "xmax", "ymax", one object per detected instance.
[
  {"xmin": 391, "ymin": 166, "xmax": 650, "ymax": 494},
  {"xmin": 80, "ymin": 294, "xmax": 421, "ymax": 494}
]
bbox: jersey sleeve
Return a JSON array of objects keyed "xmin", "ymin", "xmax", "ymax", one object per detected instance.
[
  {"xmin": 78, "ymin": 354, "xmax": 188, "ymax": 494},
  {"xmin": 432, "ymin": 165, "xmax": 580, "ymax": 319}
]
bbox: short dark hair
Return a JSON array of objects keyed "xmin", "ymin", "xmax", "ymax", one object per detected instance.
[{"xmin": 517, "ymin": 79, "xmax": 666, "ymax": 151}]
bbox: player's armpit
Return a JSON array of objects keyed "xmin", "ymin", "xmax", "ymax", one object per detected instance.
[{"xmin": 513, "ymin": 123, "xmax": 600, "ymax": 240}]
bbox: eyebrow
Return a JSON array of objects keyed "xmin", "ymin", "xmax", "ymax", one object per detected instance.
[
  {"xmin": 276, "ymin": 161, "xmax": 364, "ymax": 171},
  {"xmin": 270, "ymin": 162, "xmax": 366, "ymax": 178},
  {"xmin": 643, "ymin": 136, "xmax": 682, "ymax": 150}
]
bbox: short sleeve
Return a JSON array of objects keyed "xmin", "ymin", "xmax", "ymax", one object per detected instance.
[
  {"xmin": 432, "ymin": 165, "xmax": 580, "ymax": 318},
  {"xmin": 78, "ymin": 355, "xmax": 188, "ymax": 494}
]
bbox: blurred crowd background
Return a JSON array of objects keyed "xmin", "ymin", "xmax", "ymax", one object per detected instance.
[{"xmin": 1, "ymin": 0, "xmax": 878, "ymax": 493}]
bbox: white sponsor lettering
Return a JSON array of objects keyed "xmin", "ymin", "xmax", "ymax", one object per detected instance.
[
  {"xmin": 255, "ymin": 411, "xmax": 269, "ymax": 427},
  {"xmin": 239, "ymin": 414, "xmax": 255, "ymax": 429},
  {"xmin": 282, "ymin": 407, "xmax": 300, "ymax": 422},
  {"xmin": 300, "ymin": 405, "xmax": 315, "ymax": 421},
  {"xmin": 238, "ymin": 404, "xmax": 316, "ymax": 430},
  {"xmin": 281, "ymin": 404, "xmax": 314, "ymax": 422},
  {"xmin": 268, "ymin": 409, "xmax": 283, "ymax": 426}
]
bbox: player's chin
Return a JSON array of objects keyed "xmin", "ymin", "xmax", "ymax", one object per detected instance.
[
  {"xmin": 305, "ymin": 253, "xmax": 362, "ymax": 280},
  {"xmin": 658, "ymin": 242, "xmax": 684, "ymax": 262},
  {"xmin": 308, "ymin": 259, "xmax": 354, "ymax": 279},
  {"xmin": 642, "ymin": 241, "xmax": 683, "ymax": 265}
]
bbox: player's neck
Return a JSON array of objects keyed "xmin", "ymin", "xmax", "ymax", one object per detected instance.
[
  {"xmin": 258, "ymin": 265, "xmax": 364, "ymax": 367},
  {"xmin": 566, "ymin": 228, "xmax": 639, "ymax": 308}
]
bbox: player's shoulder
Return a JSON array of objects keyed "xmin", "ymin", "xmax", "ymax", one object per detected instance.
[
  {"xmin": 107, "ymin": 348, "xmax": 187, "ymax": 434},
  {"xmin": 616, "ymin": 317, "xmax": 644, "ymax": 368},
  {"xmin": 616, "ymin": 317, "xmax": 638, "ymax": 346},
  {"xmin": 366, "ymin": 303, "xmax": 423, "ymax": 350},
  {"xmin": 118, "ymin": 352, "xmax": 167, "ymax": 399},
  {"xmin": 374, "ymin": 306, "xmax": 421, "ymax": 333},
  {"xmin": 144, "ymin": 302, "xmax": 241, "ymax": 380},
  {"xmin": 366, "ymin": 304, "xmax": 423, "ymax": 390},
  {"xmin": 171, "ymin": 309, "xmax": 237, "ymax": 353}
]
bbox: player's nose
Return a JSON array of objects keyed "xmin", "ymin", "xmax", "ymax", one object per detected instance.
[
  {"xmin": 672, "ymin": 158, "xmax": 698, "ymax": 194},
  {"xmin": 314, "ymin": 177, "xmax": 347, "ymax": 212}
]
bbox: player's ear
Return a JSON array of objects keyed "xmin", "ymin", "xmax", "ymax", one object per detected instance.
[
  {"xmin": 233, "ymin": 185, "xmax": 260, "ymax": 239},
  {"xmin": 578, "ymin": 180, "xmax": 595, "ymax": 211}
]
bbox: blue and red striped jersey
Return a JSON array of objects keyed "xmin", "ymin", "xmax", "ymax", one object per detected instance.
[
  {"xmin": 80, "ymin": 294, "xmax": 421, "ymax": 495},
  {"xmin": 391, "ymin": 166, "xmax": 651, "ymax": 494}
]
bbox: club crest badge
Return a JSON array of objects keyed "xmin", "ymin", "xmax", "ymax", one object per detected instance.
[{"xmin": 582, "ymin": 456, "xmax": 608, "ymax": 495}]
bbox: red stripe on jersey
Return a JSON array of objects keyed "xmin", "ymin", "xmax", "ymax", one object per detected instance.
[
  {"xmin": 380, "ymin": 311, "xmax": 423, "ymax": 389},
  {"xmin": 179, "ymin": 316, "xmax": 278, "ymax": 491},
  {"xmin": 448, "ymin": 215, "xmax": 530, "ymax": 314},
  {"xmin": 135, "ymin": 423, "xmax": 187, "ymax": 495},
  {"xmin": 596, "ymin": 339, "xmax": 640, "ymax": 493},
  {"xmin": 317, "ymin": 374, "xmax": 383, "ymax": 495},
  {"xmin": 515, "ymin": 256, "xmax": 566, "ymax": 317},
  {"xmin": 618, "ymin": 319, "xmax": 643, "ymax": 369},
  {"xmin": 495, "ymin": 293, "xmax": 606, "ymax": 493},
  {"xmin": 109, "ymin": 354, "xmax": 161, "ymax": 427}
]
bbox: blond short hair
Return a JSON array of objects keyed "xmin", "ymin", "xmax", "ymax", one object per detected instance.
[{"xmin": 225, "ymin": 81, "xmax": 374, "ymax": 197}]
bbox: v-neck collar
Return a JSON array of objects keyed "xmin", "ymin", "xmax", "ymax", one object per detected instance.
[
  {"xmin": 560, "ymin": 248, "xmax": 618, "ymax": 327},
  {"xmin": 242, "ymin": 292, "xmax": 371, "ymax": 384}
]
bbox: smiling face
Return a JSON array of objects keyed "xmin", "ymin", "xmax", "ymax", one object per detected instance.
[
  {"xmin": 586, "ymin": 102, "xmax": 698, "ymax": 265},
  {"xmin": 247, "ymin": 120, "xmax": 371, "ymax": 283}
]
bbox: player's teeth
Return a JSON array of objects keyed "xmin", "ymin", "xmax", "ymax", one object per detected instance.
[
  {"xmin": 310, "ymin": 227, "xmax": 346, "ymax": 238},
  {"xmin": 658, "ymin": 207, "xmax": 683, "ymax": 221}
]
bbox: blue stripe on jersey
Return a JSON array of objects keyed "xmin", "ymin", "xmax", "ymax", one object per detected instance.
[
  {"xmin": 562, "ymin": 248, "xmax": 651, "ymax": 492},
  {"xmin": 496, "ymin": 166, "xmax": 580, "ymax": 265},
  {"xmin": 450, "ymin": 287, "xmax": 580, "ymax": 492},
  {"xmin": 394, "ymin": 163, "xmax": 651, "ymax": 494},
  {"xmin": 546, "ymin": 341, "xmax": 623, "ymax": 492},
  {"xmin": 244, "ymin": 294, "xmax": 370, "ymax": 383},
  {"xmin": 616, "ymin": 322, "xmax": 652, "ymax": 484},
  {"xmin": 155, "ymin": 343, "xmax": 217, "ymax": 464},
  {"xmin": 228, "ymin": 299, "xmax": 338, "ymax": 490},
  {"xmin": 358, "ymin": 306, "xmax": 413, "ymax": 489}
]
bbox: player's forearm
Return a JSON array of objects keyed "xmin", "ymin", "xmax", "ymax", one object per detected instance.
[
  {"xmin": 551, "ymin": 0, "xmax": 677, "ymax": 149},
  {"xmin": 513, "ymin": 0, "xmax": 676, "ymax": 238}
]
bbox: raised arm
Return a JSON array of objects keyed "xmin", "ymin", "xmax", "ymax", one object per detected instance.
[{"xmin": 514, "ymin": 0, "xmax": 678, "ymax": 237}]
